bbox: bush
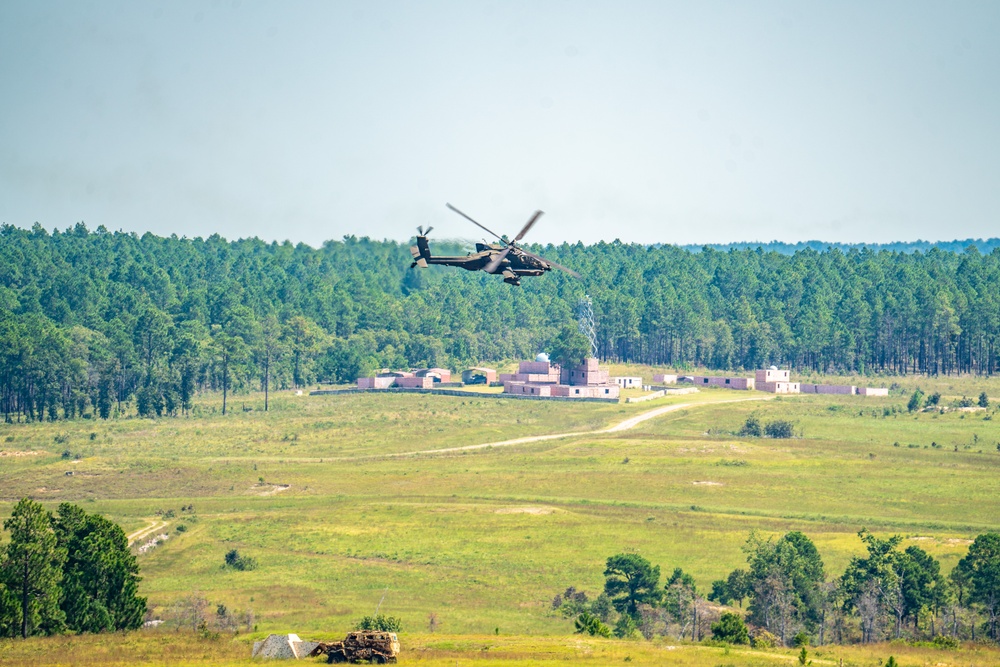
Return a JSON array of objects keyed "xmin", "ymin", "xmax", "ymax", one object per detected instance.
[
  {"xmin": 792, "ymin": 631, "xmax": 810, "ymax": 647},
  {"xmin": 764, "ymin": 420, "xmax": 795, "ymax": 439},
  {"xmin": 931, "ymin": 634, "xmax": 960, "ymax": 649},
  {"xmin": 710, "ymin": 612, "xmax": 749, "ymax": 644},
  {"xmin": 613, "ymin": 614, "xmax": 638, "ymax": 638},
  {"xmin": 574, "ymin": 611, "xmax": 611, "ymax": 637},
  {"xmin": 224, "ymin": 549, "xmax": 258, "ymax": 571},
  {"xmin": 739, "ymin": 415, "xmax": 763, "ymax": 437},
  {"xmin": 175, "ymin": 524, "xmax": 187, "ymax": 533},
  {"xmin": 355, "ymin": 614, "xmax": 402, "ymax": 632},
  {"xmin": 750, "ymin": 629, "xmax": 779, "ymax": 649}
]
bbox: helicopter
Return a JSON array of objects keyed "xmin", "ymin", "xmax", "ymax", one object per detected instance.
[{"xmin": 409, "ymin": 203, "xmax": 581, "ymax": 286}]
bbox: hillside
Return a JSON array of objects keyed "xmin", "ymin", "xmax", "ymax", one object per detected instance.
[{"xmin": 2, "ymin": 223, "xmax": 1000, "ymax": 422}]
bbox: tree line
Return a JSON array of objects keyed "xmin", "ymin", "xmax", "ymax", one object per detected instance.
[
  {"xmin": 561, "ymin": 529, "xmax": 1000, "ymax": 646},
  {"xmin": 0, "ymin": 498, "xmax": 146, "ymax": 638},
  {"xmin": 3, "ymin": 223, "xmax": 1000, "ymax": 421}
]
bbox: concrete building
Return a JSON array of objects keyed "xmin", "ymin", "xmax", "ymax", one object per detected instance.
[
  {"xmin": 611, "ymin": 376, "xmax": 643, "ymax": 388},
  {"xmin": 415, "ymin": 368, "xmax": 451, "ymax": 382},
  {"xmin": 357, "ymin": 376, "xmax": 396, "ymax": 389},
  {"xmin": 653, "ymin": 373, "xmax": 677, "ymax": 384},
  {"xmin": 499, "ymin": 359, "xmax": 561, "ymax": 384},
  {"xmin": 756, "ymin": 368, "xmax": 791, "ymax": 384},
  {"xmin": 462, "ymin": 367, "xmax": 496, "ymax": 385},
  {"xmin": 502, "ymin": 357, "xmax": 620, "ymax": 399},
  {"xmin": 559, "ymin": 357, "xmax": 610, "ymax": 386},
  {"xmin": 692, "ymin": 375, "xmax": 756, "ymax": 390},
  {"xmin": 856, "ymin": 387, "xmax": 889, "ymax": 396}
]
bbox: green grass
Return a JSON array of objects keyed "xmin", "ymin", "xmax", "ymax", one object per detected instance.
[{"xmin": 1, "ymin": 376, "xmax": 999, "ymax": 664}]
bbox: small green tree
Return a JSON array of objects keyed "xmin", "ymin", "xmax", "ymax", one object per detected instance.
[
  {"xmin": 0, "ymin": 498, "xmax": 66, "ymax": 638},
  {"xmin": 603, "ymin": 553, "xmax": 661, "ymax": 620},
  {"xmin": 711, "ymin": 611, "xmax": 749, "ymax": 644},
  {"xmin": 979, "ymin": 392, "xmax": 990, "ymax": 408},
  {"xmin": 908, "ymin": 389, "xmax": 925, "ymax": 412}
]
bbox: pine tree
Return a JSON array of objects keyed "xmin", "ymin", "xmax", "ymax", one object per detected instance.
[{"xmin": 0, "ymin": 499, "xmax": 66, "ymax": 637}]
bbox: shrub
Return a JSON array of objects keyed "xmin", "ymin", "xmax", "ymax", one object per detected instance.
[
  {"xmin": 355, "ymin": 614, "xmax": 402, "ymax": 632},
  {"xmin": 574, "ymin": 611, "xmax": 611, "ymax": 637},
  {"xmin": 224, "ymin": 549, "xmax": 258, "ymax": 571},
  {"xmin": 979, "ymin": 392, "xmax": 990, "ymax": 408},
  {"xmin": 175, "ymin": 524, "xmax": 187, "ymax": 533},
  {"xmin": 931, "ymin": 634, "xmax": 960, "ymax": 649},
  {"xmin": 710, "ymin": 612, "xmax": 749, "ymax": 644},
  {"xmin": 739, "ymin": 415, "xmax": 762, "ymax": 437},
  {"xmin": 613, "ymin": 614, "xmax": 638, "ymax": 638},
  {"xmin": 792, "ymin": 631, "xmax": 810, "ymax": 647},
  {"xmin": 764, "ymin": 420, "xmax": 795, "ymax": 439},
  {"xmin": 750, "ymin": 629, "xmax": 779, "ymax": 649}
]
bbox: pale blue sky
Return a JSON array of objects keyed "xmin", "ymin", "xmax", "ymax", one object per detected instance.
[{"xmin": 1, "ymin": 1, "xmax": 998, "ymax": 245}]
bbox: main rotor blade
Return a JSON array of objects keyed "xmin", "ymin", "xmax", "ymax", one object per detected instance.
[
  {"xmin": 513, "ymin": 210, "xmax": 543, "ymax": 243},
  {"xmin": 446, "ymin": 203, "xmax": 505, "ymax": 243},
  {"xmin": 520, "ymin": 248, "xmax": 582, "ymax": 279},
  {"xmin": 484, "ymin": 246, "xmax": 512, "ymax": 274}
]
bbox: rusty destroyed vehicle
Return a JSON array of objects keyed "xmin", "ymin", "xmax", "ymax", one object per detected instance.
[{"xmin": 308, "ymin": 630, "xmax": 400, "ymax": 663}]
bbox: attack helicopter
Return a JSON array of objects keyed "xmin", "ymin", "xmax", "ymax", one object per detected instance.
[{"xmin": 409, "ymin": 203, "xmax": 580, "ymax": 286}]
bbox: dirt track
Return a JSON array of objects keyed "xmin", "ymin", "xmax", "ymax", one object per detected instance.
[
  {"xmin": 127, "ymin": 519, "xmax": 168, "ymax": 546},
  {"xmin": 400, "ymin": 395, "xmax": 773, "ymax": 457}
]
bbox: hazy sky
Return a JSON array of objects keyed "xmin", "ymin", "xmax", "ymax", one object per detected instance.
[{"xmin": 2, "ymin": 1, "xmax": 999, "ymax": 246}]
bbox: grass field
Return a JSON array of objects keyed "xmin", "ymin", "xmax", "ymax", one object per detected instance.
[{"xmin": 1, "ymin": 374, "xmax": 999, "ymax": 665}]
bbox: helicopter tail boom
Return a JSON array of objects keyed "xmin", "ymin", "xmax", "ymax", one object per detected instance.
[{"xmin": 410, "ymin": 235, "xmax": 431, "ymax": 268}]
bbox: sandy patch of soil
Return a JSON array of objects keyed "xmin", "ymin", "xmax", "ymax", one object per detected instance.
[
  {"xmin": 944, "ymin": 538, "xmax": 973, "ymax": 546},
  {"xmin": 495, "ymin": 506, "xmax": 555, "ymax": 515},
  {"xmin": 692, "ymin": 481, "xmax": 724, "ymax": 486},
  {"xmin": 0, "ymin": 450, "xmax": 48, "ymax": 457},
  {"xmin": 255, "ymin": 483, "xmax": 291, "ymax": 496}
]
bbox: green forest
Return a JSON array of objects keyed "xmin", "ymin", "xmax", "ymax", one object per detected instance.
[{"xmin": 2, "ymin": 222, "xmax": 1000, "ymax": 421}]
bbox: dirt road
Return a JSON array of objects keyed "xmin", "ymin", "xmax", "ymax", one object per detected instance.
[
  {"xmin": 401, "ymin": 395, "xmax": 772, "ymax": 458},
  {"xmin": 127, "ymin": 519, "xmax": 168, "ymax": 546}
]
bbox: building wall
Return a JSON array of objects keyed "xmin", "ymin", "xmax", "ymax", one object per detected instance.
[
  {"xmin": 503, "ymin": 382, "xmax": 552, "ymax": 396},
  {"xmin": 800, "ymin": 383, "xmax": 856, "ymax": 395},
  {"xmin": 518, "ymin": 361, "xmax": 557, "ymax": 374},
  {"xmin": 653, "ymin": 374, "xmax": 677, "ymax": 384},
  {"xmin": 560, "ymin": 366, "xmax": 610, "ymax": 386},
  {"xmin": 394, "ymin": 376, "xmax": 434, "ymax": 389},
  {"xmin": 755, "ymin": 369, "xmax": 791, "ymax": 383},
  {"xmin": 550, "ymin": 384, "xmax": 620, "ymax": 398},
  {"xmin": 760, "ymin": 381, "xmax": 801, "ymax": 394},
  {"xmin": 358, "ymin": 376, "xmax": 396, "ymax": 389},
  {"xmin": 692, "ymin": 376, "xmax": 755, "ymax": 390},
  {"xmin": 499, "ymin": 371, "xmax": 560, "ymax": 384},
  {"xmin": 857, "ymin": 387, "xmax": 889, "ymax": 396},
  {"xmin": 611, "ymin": 376, "xmax": 643, "ymax": 388}
]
